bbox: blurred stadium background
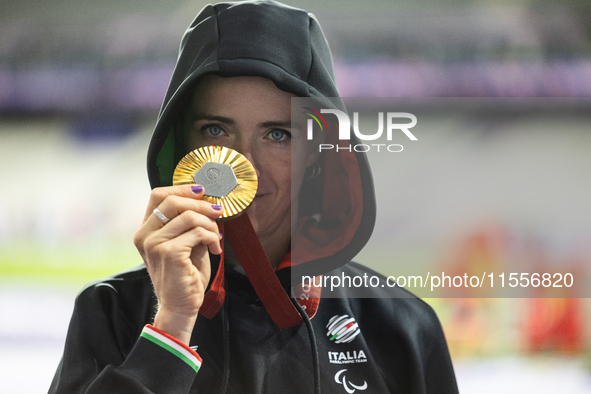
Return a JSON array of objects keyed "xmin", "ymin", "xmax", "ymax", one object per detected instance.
[{"xmin": 2, "ymin": 0, "xmax": 591, "ymax": 392}]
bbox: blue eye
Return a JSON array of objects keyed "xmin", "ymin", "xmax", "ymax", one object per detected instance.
[
  {"xmin": 205, "ymin": 125, "xmax": 223, "ymax": 136},
  {"xmin": 269, "ymin": 129, "xmax": 290, "ymax": 141}
]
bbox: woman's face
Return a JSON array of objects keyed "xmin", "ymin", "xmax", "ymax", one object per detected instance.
[{"xmin": 185, "ymin": 75, "xmax": 316, "ymax": 247}]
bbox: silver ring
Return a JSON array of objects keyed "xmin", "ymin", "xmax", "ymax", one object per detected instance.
[{"xmin": 153, "ymin": 208, "xmax": 171, "ymax": 225}]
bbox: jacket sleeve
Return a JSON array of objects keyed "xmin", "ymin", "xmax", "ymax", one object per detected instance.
[
  {"xmin": 49, "ymin": 282, "xmax": 201, "ymax": 394},
  {"xmin": 421, "ymin": 309, "xmax": 459, "ymax": 394},
  {"xmin": 388, "ymin": 296, "xmax": 459, "ymax": 394}
]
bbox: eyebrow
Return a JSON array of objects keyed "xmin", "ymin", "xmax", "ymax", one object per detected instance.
[
  {"xmin": 261, "ymin": 121, "xmax": 303, "ymax": 130},
  {"xmin": 192, "ymin": 114, "xmax": 235, "ymax": 125},
  {"xmin": 192, "ymin": 114, "xmax": 303, "ymax": 130}
]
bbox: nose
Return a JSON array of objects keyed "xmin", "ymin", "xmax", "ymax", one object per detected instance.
[
  {"xmin": 231, "ymin": 141, "xmax": 261, "ymax": 179},
  {"xmin": 244, "ymin": 152, "xmax": 261, "ymax": 179}
]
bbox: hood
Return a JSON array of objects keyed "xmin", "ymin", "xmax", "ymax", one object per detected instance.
[{"xmin": 146, "ymin": 0, "xmax": 376, "ymax": 281}]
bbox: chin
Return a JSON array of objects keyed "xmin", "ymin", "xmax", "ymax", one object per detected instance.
[{"xmin": 243, "ymin": 199, "xmax": 283, "ymax": 237}]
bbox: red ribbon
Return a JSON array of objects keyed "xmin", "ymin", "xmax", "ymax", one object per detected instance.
[{"xmin": 199, "ymin": 214, "xmax": 304, "ymax": 328}]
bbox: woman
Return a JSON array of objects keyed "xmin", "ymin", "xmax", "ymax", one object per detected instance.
[{"xmin": 50, "ymin": 1, "xmax": 458, "ymax": 393}]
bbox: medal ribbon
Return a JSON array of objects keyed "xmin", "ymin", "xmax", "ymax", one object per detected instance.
[
  {"xmin": 224, "ymin": 213, "xmax": 304, "ymax": 328},
  {"xmin": 198, "ymin": 213, "xmax": 305, "ymax": 328}
]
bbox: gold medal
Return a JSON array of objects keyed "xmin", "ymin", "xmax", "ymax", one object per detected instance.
[{"xmin": 173, "ymin": 146, "xmax": 258, "ymax": 219}]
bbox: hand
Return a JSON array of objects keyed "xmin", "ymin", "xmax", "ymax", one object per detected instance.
[{"xmin": 133, "ymin": 185, "xmax": 223, "ymax": 345}]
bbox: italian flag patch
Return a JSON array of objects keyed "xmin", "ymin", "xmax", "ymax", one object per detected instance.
[{"xmin": 141, "ymin": 325, "xmax": 202, "ymax": 373}]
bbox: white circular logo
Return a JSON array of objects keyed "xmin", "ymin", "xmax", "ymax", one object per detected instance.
[{"xmin": 326, "ymin": 315, "xmax": 360, "ymax": 344}]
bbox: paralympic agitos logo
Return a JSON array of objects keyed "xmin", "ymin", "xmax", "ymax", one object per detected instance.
[{"xmin": 303, "ymin": 107, "xmax": 417, "ymax": 153}]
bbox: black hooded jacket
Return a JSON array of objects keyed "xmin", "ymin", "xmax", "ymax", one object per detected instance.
[{"xmin": 50, "ymin": 2, "xmax": 458, "ymax": 393}]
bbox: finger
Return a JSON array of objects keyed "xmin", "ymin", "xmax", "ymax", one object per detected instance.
[
  {"xmin": 147, "ymin": 195, "xmax": 223, "ymax": 230},
  {"xmin": 156, "ymin": 210, "xmax": 221, "ymax": 243},
  {"xmin": 140, "ymin": 211, "xmax": 222, "ymax": 263},
  {"xmin": 142, "ymin": 185, "xmax": 207, "ymax": 223},
  {"xmin": 146, "ymin": 226, "xmax": 221, "ymax": 271},
  {"xmin": 142, "ymin": 224, "xmax": 220, "ymax": 273},
  {"xmin": 134, "ymin": 204, "xmax": 222, "ymax": 262},
  {"xmin": 174, "ymin": 226, "xmax": 223, "ymax": 256}
]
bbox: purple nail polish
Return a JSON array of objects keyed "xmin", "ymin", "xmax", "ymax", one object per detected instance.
[
  {"xmin": 219, "ymin": 231, "xmax": 223, "ymax": 238},
  {"xmin": 212, "ymin": 204, "xmax": 223, "ymax": 211},
  {"xmin": 191, "ymin": 185, "xmax": 203, "ymax": 193}
]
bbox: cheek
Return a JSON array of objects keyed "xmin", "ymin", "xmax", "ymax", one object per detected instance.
[
  {"xmin": 266, "ymin": 157, "xmax": 293, "ymax": 195},
  {"xmin": 187, "ymin": 132, "xmax": 205, "ymax": 151},
  {"xmin": 290, "ymin": 164, "xmax": 306, "ymax": 198}
]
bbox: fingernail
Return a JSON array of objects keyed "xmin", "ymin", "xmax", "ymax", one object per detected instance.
[
  {"xmin": 191, "ymin": 185, "xmax": 203, "ymax": 193},
  {"xmin": 219, "ymin": 231, "xmax": 223, "ymax": 239},
  {"xmin": 212, "ymin": 204, "xmax": 223, "ymax": 211}
]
